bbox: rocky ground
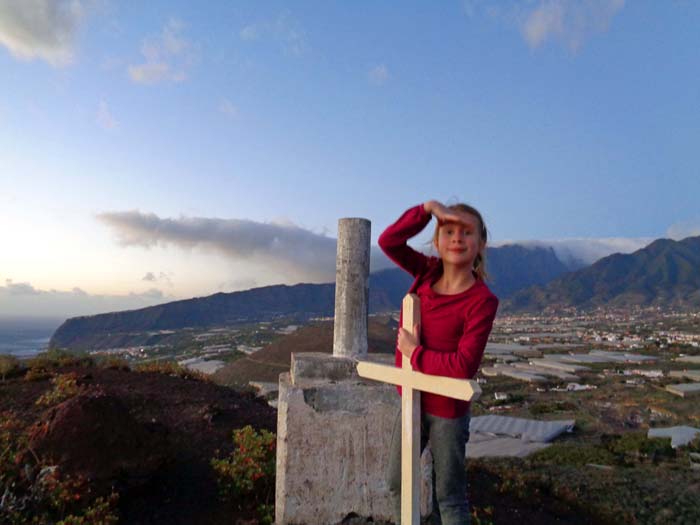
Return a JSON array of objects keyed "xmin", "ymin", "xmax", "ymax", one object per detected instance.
[
  {"xmin": 1, "ymin": 360, "xmax": 600, "ymax": 525},
  {"xmin": 212, "ymin": 317, "xmax": 398, "ymax": 387},
  {"xmin": 1, "ymin": 361, "xmax": 276, "ymax": 524},
  {"xmin": 3, "ymin": 350, "xmax": 696, "ymax": 524}
]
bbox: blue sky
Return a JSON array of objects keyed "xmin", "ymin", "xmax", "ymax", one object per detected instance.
[{"xmin": 1, "ymin": 0, "xmax": 699, "ymax": 318}]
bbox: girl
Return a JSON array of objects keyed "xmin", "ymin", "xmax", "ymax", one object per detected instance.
[{"xmin": 379, "ymin": 200, "xmax": 499, "ymax": 525}]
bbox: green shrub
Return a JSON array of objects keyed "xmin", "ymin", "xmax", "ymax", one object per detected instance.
[
  {"xmin": 36, "ymin": 373, "xmax": 85, "ymax": 406},
  {"xmin": 0, "ymin": 411, "xmax": 26, "ymax": 486},
  {"xmin": 531, "ymin": 443, "xmax": 616, "ymax": 467},
  {"xmin": 471, "ymin": 505, "xmax": 495, "ymax": 525},
  {"xmin": 529, "ymin": 400, "xmax": 577, "ymax": 415},
  {"xmin": 602, "ymin": 432, "xmax": 675, "ymax": 463},
  {"xmin": 681, "ymin": 434, "xmax": 700, "ymax": 453},
  {"xmin": 2, "ymin": 466, "xmax": 119, "ymax": 524},
  {"xmin": 1, "ymin": 411, "xmax": 120, "ymax": 524},
  {"xmin": 493, "ymin": 393, "xmax": 525, "ymax": 406},
  {"xmin": 56, "ymin": 493, "xmax": 119, "ymax": 525},
  {"xmin": 27, "ymin": 349, "xmax": 94, "ymax": 370},
  {"xmin": 0, "ymin": 354, "xmax": 21, "ymax": 380},
  {"xmin": 99, "ymin": 356, "xmax": 131, "ymax": 371},
  {"xmin": 211, "ymin": 425, "xmax": 276, "ymax": 510},
  {"xmin": 257, "ymin": 503, "xmax": 274, "ymax": 525},
  {"xmin": 134, "ymin": 360, "xmax": 208, "ymax": 381},
  {"xmin": 25, "ymin": 366, "xmax": 52, "ymax": 382}
]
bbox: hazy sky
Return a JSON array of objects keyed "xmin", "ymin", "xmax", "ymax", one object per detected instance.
[{"xmin": 1, "ymin": 0, "xmax": 699, "ymax": 319}]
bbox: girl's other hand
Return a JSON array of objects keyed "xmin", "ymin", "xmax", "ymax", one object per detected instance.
[
  {"xmin": 397, "ymin": 324, "xmax": 420, "ymax": 359},
  {"xmin": 424, "ymin": 200, "xmax": 471, "ymax": 226}
]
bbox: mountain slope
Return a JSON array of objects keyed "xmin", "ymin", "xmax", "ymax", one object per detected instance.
[
  {"xmin": 486, "ymin": 244, "xmax": 570, "ymax": 298},
  {"xmin": 505, "ymin": 236, "xmax": 700, "ymax": 311},
  {"xmin": 50, "ymin": 244, "xmax": 571, "ymax": 349}
]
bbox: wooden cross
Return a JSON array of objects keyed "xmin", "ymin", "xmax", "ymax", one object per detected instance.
[{"xmin": 356, "ymin": 294, "xmax": 481, "ymax": 525}]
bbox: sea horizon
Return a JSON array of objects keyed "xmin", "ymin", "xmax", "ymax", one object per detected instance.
[{"xmin": 0, "ymin": 316, "xmax": 64, "ymax": 358}]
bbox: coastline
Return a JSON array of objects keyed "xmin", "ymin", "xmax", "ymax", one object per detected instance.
[{"xmin": 0, "ymin": 317, "xmax": 62, "ymax": 360}]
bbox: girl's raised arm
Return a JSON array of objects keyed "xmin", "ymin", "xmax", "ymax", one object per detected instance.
[{"xmin": 378, "ymin": 204, "xmax": 434, "ymax": 277}]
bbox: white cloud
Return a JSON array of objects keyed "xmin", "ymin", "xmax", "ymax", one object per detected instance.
[
  {"xmin": 127, "ymin": 18, "xmax": 195, "ymax": 84},
  {"xmin": 368, "ymin": 64, "xmax": 390, "ymax": 86},
  {"xmin": 240, "ymin": 25, "xmax": 259, "ymax": 41},
  {"xmin": 219, "ymin": 98, "xmax": 238, "ymax": 119},
  {"xmin": 492, "ymin": 237, "xmax": 653, "ymax": 267},
  {"xmin": 239, "ymin": 11, "xmax": 309, "ymax": 57},
  {"xmin": 0, "ymin": 279, "xmax": 167, "ymax": 318},
  {"xmin": 276, "ymin": 11, "xmax": 308, "ymax": 57},
  {"xmin": 97, "ymin": 211, "xmax": 391, "ymax": 283},
  {"xmin": 0, "ymin": 0, "xmax": 86, "ymax": 66},
  {"xmin": 666, "ymin": 220, "xmax": 700, "ymax": 241},
  {"xmin": 3, "ymin": 279, "xmax": 40, "ymax": 296},
  {"xmin": 523, "ymin": 0, "xmax": 625, "ymax": 51},
  {"xmin": 464, "ymin": 0, "xmax": 625, "ymax": 52},
  {"xmin": 128, "ymin": 62, "xmax": 174, "ymax": 84},
  {"xmin": 142, "ymin": 271, "xmax": 173, "ymax": 286},
  {"xmin": 96, "ymin": 99, "xmax": 118, "ymax": 130}
]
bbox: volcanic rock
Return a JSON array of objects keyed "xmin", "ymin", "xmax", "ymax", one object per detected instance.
[{"xmin": 25, "ymin": 388, "xmax": 170, "ymax": 495}]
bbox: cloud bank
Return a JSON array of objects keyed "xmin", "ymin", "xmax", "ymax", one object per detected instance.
[
  {"xmin": 0, "ymin": 0, "xmax": 86, "ymax": 66},
  {"xmin": 0, "ymin": 279, "xmax": 167, "ymax": 319},
  {"xmin": 98, "ymin": 211, "xmax": 393, "ymax": 284},
  {"xmin": 666, "ymin": 220, "xmax": 700, "ymax": 241}
]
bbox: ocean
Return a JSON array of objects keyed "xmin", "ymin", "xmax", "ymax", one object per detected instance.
[{"xmin": 0, "ymin": 317, "xmax": 64, "ymax": 358}]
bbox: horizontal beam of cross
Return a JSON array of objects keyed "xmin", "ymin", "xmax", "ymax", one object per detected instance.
[{"xmin": 356, "ymin": 361, "xmax": 482, "ymax": 401}]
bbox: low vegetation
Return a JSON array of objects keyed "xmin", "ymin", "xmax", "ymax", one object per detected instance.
[
  {"xmin": 0, "ymin": 354, "xmax": 22, "ymax": 381},
  {"xmin": 0, "ymin": 410, "xmax": 119, "ymax": 524},
  {"xmin": 470, "ymin": 429, "xmax": 700, "ymax": 525},
  {"xmin": 133, "ymin": 360, "xmax": 210, "ymax": 381},
  {"xmin": 97, "ymin": 356, "xmax": 130, "ymax": 371},
  {"xmin": 27, "ymin": 349, "xmax": 95, "ymax": 371},
  {"xmin": 35, "ymin": 373, "xmax": 86, "ymax": 407},
  {"xmin": 211, "ymin": 425, "xmax": 276, "ymax": 524},
  {"xmin": 1, "ymin": 352, "xmax": 277, "ymax": 524}
]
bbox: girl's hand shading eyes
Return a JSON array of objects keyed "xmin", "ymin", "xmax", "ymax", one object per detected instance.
[{"xmin": 424, "ymin": 200, "xmax": 474, "ymax": 227}]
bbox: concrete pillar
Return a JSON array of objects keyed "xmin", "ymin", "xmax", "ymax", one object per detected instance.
[
  {"xmin": 333, "ymin": 218, "xmax": 370, "ymax": 359},
  {"xmin": 275, "ymin": 216, "xmax": 433, "ymax": 524}
]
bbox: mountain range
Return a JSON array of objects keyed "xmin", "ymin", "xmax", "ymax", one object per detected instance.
[
  {"xmin": 505, "ymin": 235, "xmax": 700, "ymax": 311},
  {"xmin": 50, "ymin": 237, "xmax": 700, "ymax": 349}
]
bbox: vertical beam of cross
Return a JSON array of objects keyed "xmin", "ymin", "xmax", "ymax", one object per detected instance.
[{"xmin": 401, "ymin": 293, "xmax": 420, "ymax": 525}]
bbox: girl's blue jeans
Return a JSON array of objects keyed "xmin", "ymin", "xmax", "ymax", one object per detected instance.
[{"xmin": 386, "ymin": 408, "xmax": 471, "ymax": 525}]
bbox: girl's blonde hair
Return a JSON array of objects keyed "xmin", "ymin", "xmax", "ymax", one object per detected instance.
[{"xmin": 431, "ymin": 203, "xmax": 489, "ymax": 281}]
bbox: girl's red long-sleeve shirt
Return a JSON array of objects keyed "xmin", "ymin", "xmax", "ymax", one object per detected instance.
[{"xmin": 378, "ymin": 205, "xmax": 499, "ymax": 418}]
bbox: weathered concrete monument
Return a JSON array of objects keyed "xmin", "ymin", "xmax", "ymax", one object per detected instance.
[
  {"xmin": 275, "ymin": 217, "xmax": 399, "ymax": 524},
  {"xmin": 275, "ymin": 217, "xmax": 481, "ymax": 524}
]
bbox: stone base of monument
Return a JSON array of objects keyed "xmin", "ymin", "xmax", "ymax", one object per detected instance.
[{"xmin": 275, "ymin": 352, "xmax": 434, "ymax": 525}]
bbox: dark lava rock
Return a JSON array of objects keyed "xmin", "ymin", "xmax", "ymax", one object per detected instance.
[{"xmin": 25, "ymin": 388, "xmax": 170, "ymax": 495}]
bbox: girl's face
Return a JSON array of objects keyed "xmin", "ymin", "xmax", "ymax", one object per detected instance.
[{"xmin": 434, "ymin": 214, "xmax": 485, "ymax": 269}]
